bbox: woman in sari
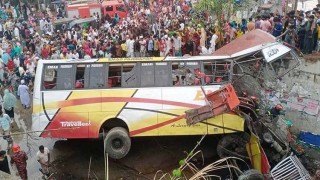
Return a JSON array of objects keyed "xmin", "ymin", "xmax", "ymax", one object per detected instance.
[{"xmin": 3, "ymin": 89, "xmax": 16, "ymax": 120}]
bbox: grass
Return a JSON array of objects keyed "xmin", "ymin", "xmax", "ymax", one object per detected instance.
[{"xmin": 153, "ymin": 135, "xmax": 249, "ymax": 180}]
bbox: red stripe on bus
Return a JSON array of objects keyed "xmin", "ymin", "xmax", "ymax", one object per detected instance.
[
  {"xmin": 59, "ymin": 97, "xmax": 201, "ymax": 109},
  {"xmin": 129, "ymin": 114, "xmax": 186, "ymax": 136}
]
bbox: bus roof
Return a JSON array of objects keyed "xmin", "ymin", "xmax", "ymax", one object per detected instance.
[
  {"xmin": 38, "ymin": 41, "xmax": 289, "ymax": 65},
  {"xmin": 38, "ymin": 55, "xmax": 234, "ymax": 64}
]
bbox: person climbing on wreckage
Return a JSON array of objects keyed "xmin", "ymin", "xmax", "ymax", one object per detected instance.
[{"xmin": 267, "ymin": 104, "xmax": 284, "ymax": 119}]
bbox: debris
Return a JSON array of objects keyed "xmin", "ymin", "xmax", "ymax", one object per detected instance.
[
  {"xmin": 185, "ymin": 84, "xmax": 240, "ymax": 125},
  {"xmin": 270, "ymin": 155, "xmax": 312, "ymax": 180}
]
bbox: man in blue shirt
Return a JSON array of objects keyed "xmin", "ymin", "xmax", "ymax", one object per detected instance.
[{"xmin": 272, "ymin": 17, "xmax": 283, "ymax": 37}]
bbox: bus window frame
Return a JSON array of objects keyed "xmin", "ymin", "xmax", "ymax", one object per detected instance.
[
  {"xmin": 108, "ymin": 63, "xmax": 122, "ymax": 88},
  {"xmin": 154, "ymin": 61, "xmax": 171, "ymax": 87},
  {"xmin": 40, "ymin": 60, "xmax": 231, "ymax": 91},
  {"xmin": 140, "ymin": 62, "xmax": 155, "ymax": 87},
  {"xmin": 121, "ymin": 62, "xmax": 140, "ymax": 88},
  {"xmin": 202, "ymin": 60, "xmax": 232, "ymax": 85},
  {"xmin": 87, "ymin": 63, "xmax": 108, "ymax": 89},
  {"xmin": 171, "ymin": 61, "xmax": 202, "ymax": 86},
  {"xmin": 41, "ymin": 63, "xmax": 77, "ymax": 91}
]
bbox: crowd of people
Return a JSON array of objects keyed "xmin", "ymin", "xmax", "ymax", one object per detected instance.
[{"xmin": 0, "ymin": 0, "xmax": 316, "ymax": 178}]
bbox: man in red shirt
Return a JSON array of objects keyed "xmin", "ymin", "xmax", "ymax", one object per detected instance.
[{"xmin": 41, "ymin": 43, "xmax": 50, "ymax": 60}]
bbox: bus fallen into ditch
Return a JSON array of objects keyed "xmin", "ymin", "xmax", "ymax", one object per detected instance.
[{"xmin": 32, "ymin": 29, "xmax": 300, "ymax": 171}]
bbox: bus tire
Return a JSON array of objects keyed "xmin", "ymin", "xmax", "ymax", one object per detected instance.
[
  {"xmin": 238, "ymin": 169, "xmax": 264, "ymax": 180},
  {"xmin": 104, "ymin": 127, "xmax": 131, "ymax": 159}
]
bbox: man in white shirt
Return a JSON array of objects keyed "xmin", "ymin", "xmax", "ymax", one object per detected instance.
[
  {"xmin": 210, "ymin": 31, "xmax": 218, "ymax": 52},
  {"xmin": 37, "ymin": 145, "xmax": 50, "ymax": 177},
  {"xmin": 84, "ymin": 53, "xmax": 91, "ymax": 59},
  {"xmin": 139, "ymin": 36, "xmax": 147, "ymax": 57},
  {"xmin": 172, "ymin": 33, "xmax": 182, "ymax": 56},
  {"xmin": 72, "ymin": 50, "xmax": 79, "ymax": 59},
  {"xmin": 126, "ymin": 36, "xmax": 134, "ymax": 57}
]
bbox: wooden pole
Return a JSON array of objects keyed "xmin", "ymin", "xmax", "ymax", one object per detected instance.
[
  {"xmin": 103, "ymin": 129, "xmax": 107, "ymax": 180},
  {"xmin": 87, "ymin": 156, "xmax": 92, "ymax": 180},
  {"xmin": 0, "ymin": 127, "xmax": 80, "ymax": 137},
  {"xmin": 294, "ymin": 0, "xmax": 298, "ymax": 14}
]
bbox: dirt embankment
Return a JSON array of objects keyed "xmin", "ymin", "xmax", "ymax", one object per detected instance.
[{"xmin": 304, "ymin": 53, "xmax": 320, "ymax": 63}]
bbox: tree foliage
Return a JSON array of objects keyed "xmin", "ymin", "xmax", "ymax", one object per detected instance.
[{"xmin": 195, "ymin": 0, "xmax": 251, "ymax": 22}]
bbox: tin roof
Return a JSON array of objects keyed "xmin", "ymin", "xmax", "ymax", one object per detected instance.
[{"xmin": 212, "ymin": 29, "xmax": 276, "ymax": 57}]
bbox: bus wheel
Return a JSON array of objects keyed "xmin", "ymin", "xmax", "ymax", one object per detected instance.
[
  {"xmin": 104, "ymin": 127, "xmax": 131, "ymax": 159},
  {"xmin": 217, "ymin": 134, "xmax": 249, "ymax": 159},
  {"xmin": 238, "ymin": 169, "xmax": 264, "ymax": 180}
]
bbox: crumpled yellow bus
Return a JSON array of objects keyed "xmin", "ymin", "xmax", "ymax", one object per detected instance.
[{"xmin": 32, "ymin": 56, "xmax": 245, "ymax": 159}]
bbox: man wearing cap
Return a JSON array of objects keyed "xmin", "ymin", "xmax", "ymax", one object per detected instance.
[
  {"xmin": 17, "ymin": 80, "xmax": 30, "ymax": 109},
  {"xmin": 10, "ymin": 144, "xmax": 28, "ymax": 180},
  {"xmin": 139, "ymin": 35, "xmax": 147, "ymax": 57},
  {"xmin": 37, "ymin": 145, "xmax": 50, "ymax": 177}
]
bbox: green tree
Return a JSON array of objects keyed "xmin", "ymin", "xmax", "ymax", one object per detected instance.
[{"xmin": 194, "ymin": 0, "xmax": 231, "ymax": 47}]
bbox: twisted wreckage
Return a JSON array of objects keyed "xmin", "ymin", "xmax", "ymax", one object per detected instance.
[{"xmin": 184, "ymin": 30, "xmax": 311, "ymax": 179}]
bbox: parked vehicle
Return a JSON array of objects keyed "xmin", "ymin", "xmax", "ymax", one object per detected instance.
[
  {"xmin": 53, "ymin": 18, "xmax": 74, "ymax": 31},
  {"xmin": 66, "ymin": 0, "xmax": 128, "ymax": 19},
  {"xmin": 101, "ymin": 0, "xmax": 128, "ymax": 19}
]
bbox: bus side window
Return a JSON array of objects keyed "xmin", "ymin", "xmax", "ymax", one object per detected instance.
[
  {"xmin": 203, "ymin": 62, "xmax": 230, "ymax": 84},
  {"xmin": 57, "ymin": 64, "xmax": 74, "ymax": 90},
  {"xmin": 75, "ymin": 64, "xmax": 88, "ymax": 89},
  {"xmin": 122, "ymin": 63, "xmax": 139, "ymax": 88},
  {"xmin": 43, "ymin": 66, "xmax": 57, "ymax": 90},
  {"xmin": 203, "ymin": 63, "xmax": 214, "ymax": 84},
  {"xmin": 140, "ymin": 62, "xmax": 154, "ymax": 87},
  {"xmin": 172, "ymin": 62, "xmax": 184, "ymax": 86},
  {"xmin": 108, "ymin": 64, "xmax": 121, "ymax": 88},
  {"xmin": 155, "ymin": 62, "xmax": 171, "ymax": 86},
  {"xmin": 185, "ymin": 62, "xmax": 200, "ymax": 86},
  {"xmin": 89, "ymin": 64, "xmax": 106, "ymax": 88}
]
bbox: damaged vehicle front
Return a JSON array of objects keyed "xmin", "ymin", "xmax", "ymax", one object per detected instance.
[{"xmin": 185, "ymin": 29, "xmax": 304, "ymax": 179}]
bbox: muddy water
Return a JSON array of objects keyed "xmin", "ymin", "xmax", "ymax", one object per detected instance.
[{"xmin": 6, "ymin": 99, "xmax": 219, "ymax": 179}]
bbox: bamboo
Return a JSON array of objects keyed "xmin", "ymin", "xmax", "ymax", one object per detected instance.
[
  {"xmin": 0, "ymin": 127, "xmax": 80, "ymax": 137},
  {"xmin": 294, "ymin": 0, "xmax": 299, "ymax": 14},
  {"xmin": 88, "ymin": 156, "xmax": 92, "ymax": 180},
  {"xmin": 103, "ymin": 129, "xmax": 107, "ymax": 180}
]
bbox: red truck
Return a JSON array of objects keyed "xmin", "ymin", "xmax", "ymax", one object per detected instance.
[{"xmin": 66, "ymin": 0, "xmax": 128, "ymax": 19}]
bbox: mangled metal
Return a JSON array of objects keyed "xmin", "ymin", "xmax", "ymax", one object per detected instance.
[{"xmin": 183, "ymin": 29, "xmax": 308, "ymax": 177}]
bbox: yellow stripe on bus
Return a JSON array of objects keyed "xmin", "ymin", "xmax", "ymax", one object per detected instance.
[{"xmin": 98, "ymin": 57, "xmax": 164, "ymax": 62}]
